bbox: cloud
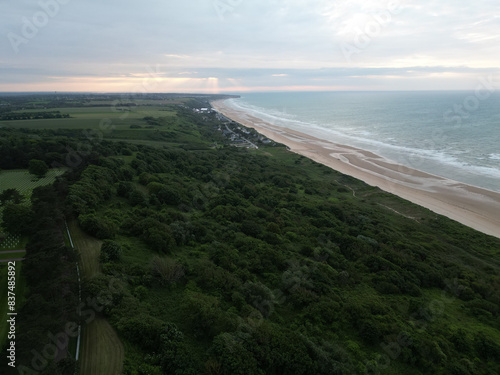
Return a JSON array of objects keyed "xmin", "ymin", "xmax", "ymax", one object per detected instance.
[{"xmin": 1, "ymin": 0, "xmax": 499, "ymax": 92}]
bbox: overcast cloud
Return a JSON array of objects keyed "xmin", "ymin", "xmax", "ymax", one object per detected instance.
[{"xmin": 1, "ymin": 0, "xmax": 499, "ymax": 92}]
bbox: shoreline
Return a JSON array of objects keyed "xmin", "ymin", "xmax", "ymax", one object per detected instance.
[{"xmin": 211, "ymin": 99, "xmax": 500, "ymax": 239}]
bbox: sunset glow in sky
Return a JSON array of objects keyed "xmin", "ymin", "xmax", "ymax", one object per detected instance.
[{"xmin": 2, "ymin": 0, "xmax": 500, "ymax": 92}]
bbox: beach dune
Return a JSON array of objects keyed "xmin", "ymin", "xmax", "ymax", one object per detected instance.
[{"xmin": 212, "ymin": 99, "xmax": 500, "ymax": 239}]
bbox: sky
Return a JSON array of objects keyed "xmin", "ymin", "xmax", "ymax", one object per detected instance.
[{"xmin": 1, "ymin": 0, "xmax": 500, "ymax": 93}]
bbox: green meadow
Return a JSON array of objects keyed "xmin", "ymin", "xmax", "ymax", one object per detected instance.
[{"xmin": 3, "ymin": 104, "xmax": 177, "ymax": 130}]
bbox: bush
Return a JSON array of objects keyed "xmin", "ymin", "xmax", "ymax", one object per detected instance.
[
  {"xmin": 241, "ymin": 281, "xmax": 275, "ymax": 317},
  {"xmin": 157, "ymin": 187, "xmax": 182, "ymax": 205},
  {"xmin": 28, "ymin": 159, "xmax": 49, "ymax": 178},
  {"xmin": 100, "ymin": 240, "xmax": 122, "ymax": 262},
  {"xmin": 151, "ymin": 255, "xmax": 184, "ymax": 285},
  {"xmin": 241, "ymin": 220, "xmax": 262, "ymax": 237}
]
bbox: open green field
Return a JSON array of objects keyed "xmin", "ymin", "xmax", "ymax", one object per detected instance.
[
  {"xmin": 84, "ymin": 98, "xmax": 188, "ymax": 106},
  {"xmin": 2, "ymin": 106, "xmax": 177, "ymax": 130}
]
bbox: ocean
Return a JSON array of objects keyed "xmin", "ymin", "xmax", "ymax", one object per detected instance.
[{"xmin": 224, "ymin": 91, "xmax": 500, "ymax": 193}]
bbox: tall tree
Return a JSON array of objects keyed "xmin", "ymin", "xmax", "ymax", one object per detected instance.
[
  {"xmin": 28, "ymin": 159, "xmax": 49, "ymax": 178},
  {"xmin": 1, "ymin": 203, "xmax": 33, "ymax": 235}
]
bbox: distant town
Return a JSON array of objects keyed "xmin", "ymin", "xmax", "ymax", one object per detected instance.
[{"xmin": 192, "ymin": 107, "xmax": 275, "ymax": 149}]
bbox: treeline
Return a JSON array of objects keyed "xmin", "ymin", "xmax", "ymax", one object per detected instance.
[
  {"xmin": 0, "ymin": 131, "xmax": 71, "ymax": 170},
  {"xmin": 0, "ymin": 111, "xmax": 70, "ymax": 121},
  {"xmin": 0, "ymin": 128, "xmax": 132, "ymax": 170}
]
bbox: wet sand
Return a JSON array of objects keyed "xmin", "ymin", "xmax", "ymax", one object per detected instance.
[{"xmin": 212, "ymin": 99, "xmax": 500, "ymax": 239}]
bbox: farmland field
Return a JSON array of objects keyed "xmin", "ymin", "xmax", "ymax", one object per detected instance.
[{"xmin": 2, "ymin": 106, "xmax": 177, "ymax": 130}]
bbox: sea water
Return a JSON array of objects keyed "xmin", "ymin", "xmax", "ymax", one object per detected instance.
[{"xmin": 225, "ymin": 91, "xmax": 500, "ymax": 192}]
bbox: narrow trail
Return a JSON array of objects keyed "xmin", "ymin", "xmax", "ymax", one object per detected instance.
[
  {"xmin": 334, "ymin": 180, "xmax": 356, "ymax": 197},
  {"xmin": 378, "ymin": 204, "xmax": 420, "ymax": 223}
]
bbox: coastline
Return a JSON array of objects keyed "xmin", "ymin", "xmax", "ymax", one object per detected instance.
[{"xmin": 211, "ymin": 99, "xmax": 500, "ymax": 239}]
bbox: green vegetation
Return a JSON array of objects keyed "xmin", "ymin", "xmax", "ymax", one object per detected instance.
[
  {"xmin": 0, "ymin": 111, "xmax": 70, "ymax": 121},
  {"xmin": 28, "ymin": 159, "xmax": 49, "ymax": 178},
  {"xmin": 0, "ymin": 93, "xmax": 499, "ymax": 375},
  {"xmin": 0, "ymin": 168, "xmax": 66, "ymax": 254}
]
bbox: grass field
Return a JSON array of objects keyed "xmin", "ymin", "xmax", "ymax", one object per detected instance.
[
  {"xmin": 67, "ymin": 220, "xmax": 124, "ymax": 374},
  {"xmin": 79, "ymin": 317, "xmax": 124, "ymax": 375}
]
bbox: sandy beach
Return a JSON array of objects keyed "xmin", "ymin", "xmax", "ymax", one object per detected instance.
[{"xmin": 212, "ymin": 99, "xmax": 500, "ymax": 239}]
